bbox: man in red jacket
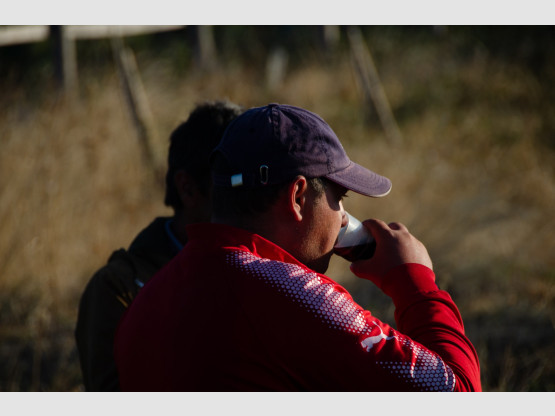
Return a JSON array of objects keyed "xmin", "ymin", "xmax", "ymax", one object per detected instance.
[{"xmin": 114, "ymin": 103, "xmax": 481, "ymax": 391}]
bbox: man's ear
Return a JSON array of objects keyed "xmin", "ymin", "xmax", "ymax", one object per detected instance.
[
  {"xmin": 174, "ymin": 170, "xmax": 199, "ymax": 209},
  {"xmin": 287, "ymin": 176, "xmax": 308, "ymax": 222}
]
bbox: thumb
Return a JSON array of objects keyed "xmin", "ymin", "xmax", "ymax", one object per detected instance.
[
  {"xmin": 350, "ymin": 218, "xmax": 418, "ymax": 289},
  {"xmin": 349, "ymin": 219, "xmax": 390, "ymax": 288},
  {"xmin": 350, "ymin": 260, "xmax": 383, "ymax": 289}
]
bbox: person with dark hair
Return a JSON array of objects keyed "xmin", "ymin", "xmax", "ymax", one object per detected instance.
[
  {"xmin": 114, "ymin": 104, "xmax": 481, "ymax": 391},
  {"xmin": 75, "ymin": 100, "xmax": 243, "ymax": 391}
]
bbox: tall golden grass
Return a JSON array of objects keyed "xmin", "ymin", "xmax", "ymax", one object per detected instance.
[{"xmin": 0, "ymin": 38, "xmax": 553, "ymax": 391}]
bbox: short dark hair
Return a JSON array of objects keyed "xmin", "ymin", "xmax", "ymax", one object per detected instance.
[
  {"xmin": 211, "ymin": 152, "xmax": 326, "ymax": 219},
  {"xmin": 164, "ymin": 101, "xmax": 243, "ymax": 211}
]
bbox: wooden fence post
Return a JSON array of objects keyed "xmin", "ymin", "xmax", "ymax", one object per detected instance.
[
  {"xmin": 111, "ymin": 37, "xmax": 162, "ymax": 181},
  {"xmin": 266, "ymin": 47, "xmax": 288, "ymax": 91},
  {"xmin": 318, "ymin": 25, "xmax": 340, "ymax": 58},
  {"xmin": 189, "ymin": 25, "xmax": 217, "ymax": 71},
  {"xmin": 50, "ymin": 25, "xmax": 78, "ymax": 97},
  {"xmin": 347, "ymin": 26, "xmax": 402, "ymax": 145}
]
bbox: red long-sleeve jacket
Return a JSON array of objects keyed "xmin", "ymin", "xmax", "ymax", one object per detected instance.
[{"xmin": 114, "ymin": 223, "xmax": 481, "ymax": 391}]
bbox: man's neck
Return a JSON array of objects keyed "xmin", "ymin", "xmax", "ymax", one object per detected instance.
[{"xmin": 212, "ymin": 211, "xmax": 291, "ymax": 254}]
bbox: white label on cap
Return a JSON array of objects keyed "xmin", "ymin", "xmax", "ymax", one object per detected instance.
[{"xmin": 231, "ymin": 174, "xmax": 243, "ymax": 187}]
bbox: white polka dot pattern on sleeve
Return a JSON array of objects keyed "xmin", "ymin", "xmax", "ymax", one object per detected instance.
[
  {"xmin": 228, "ymin": 251, "xmax": 372, "ymax": 334},
  {"xmin": 377, "ymin": 338, "xmax": 456, "ymax": 391},
  {"xmin": 227, "ymin": 250, "xmax": 456, "ymax": 391}
]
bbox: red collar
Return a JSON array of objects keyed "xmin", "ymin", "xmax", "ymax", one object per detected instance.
[{"xmin": 186, "ymin": 222, "xmax": 304, "ymax": 268}]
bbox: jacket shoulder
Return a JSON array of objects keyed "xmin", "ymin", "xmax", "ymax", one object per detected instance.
[{"xmin": 85, "ymin": 248, "xmax": 159, "ymax": 308}]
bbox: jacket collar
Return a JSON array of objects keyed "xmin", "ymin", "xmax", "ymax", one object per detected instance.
[{"xmin": 186, "ymin": 222, "xmax": 304, "ymax": 268}]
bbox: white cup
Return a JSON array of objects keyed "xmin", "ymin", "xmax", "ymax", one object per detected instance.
[{"xmin": 333, "ymin": 212, "xmax": 376, "ymax": 262}]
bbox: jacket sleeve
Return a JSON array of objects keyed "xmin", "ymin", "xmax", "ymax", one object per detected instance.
[
  {"xmin": 75, "ymin": 250, "xmax": 140, "ymax": 391},
  {"xmin": 379, "ymin": 263, "xmax": 481, "ymax": 391},
  {"xmin": 232, "ymin": 250, "xmax": 480, "ymax": 391}
]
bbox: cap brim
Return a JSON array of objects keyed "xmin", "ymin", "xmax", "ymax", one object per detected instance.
[{"xmin": 325, "ymin": 161, "xmax": 392, "ymax": 198}]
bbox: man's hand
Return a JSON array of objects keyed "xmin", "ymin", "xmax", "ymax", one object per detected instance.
[{"xmin": 350, "ymin": 219, "xmax": 433, "ymax": 289}]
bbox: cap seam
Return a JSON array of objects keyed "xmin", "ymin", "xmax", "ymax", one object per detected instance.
[{"xmin": 317, "ymin": 134, "xmax": 333, "ymax": 174}]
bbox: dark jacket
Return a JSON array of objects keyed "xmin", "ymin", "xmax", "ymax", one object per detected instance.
[{"xmin": 75, "ymin": 217, "xmax": 180, "ymax": 391}]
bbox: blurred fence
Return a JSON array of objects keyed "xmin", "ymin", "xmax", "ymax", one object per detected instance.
[
  {"xmin": 0, "ymin": 25, "xmax": 402, "ymax": 155},
  {"xmin": 0, "ymin": 25, "xmax": 186, "ymax": 94},
  {"xmin": 0, "ymin": 25, "xmax": 198, "ymax": 177}
]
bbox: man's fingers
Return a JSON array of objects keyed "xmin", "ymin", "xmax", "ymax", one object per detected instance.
[
  {"xmin": 361, "ymin": 218, "xmax": 388, "ymax": 239},
  {"xmin": 387, "ymin": 221, "xmax": 408, "ymax": 232},
  {"xmin": 363, "ymin": 219, "xmax": 409, "ymax": 239}
]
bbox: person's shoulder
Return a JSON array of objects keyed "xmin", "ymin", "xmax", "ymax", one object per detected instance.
[
  {"xmin": 128, "ymin": 217, "xmax": 173, "ymax": 253},
  {"xmin": 81, "ymin": 248, "xmax": 136, "ymax": 290}
]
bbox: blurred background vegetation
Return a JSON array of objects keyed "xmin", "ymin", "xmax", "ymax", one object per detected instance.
[{"xmin": 0, "ymin": 25, "xmax": 553, "ymax": 391}]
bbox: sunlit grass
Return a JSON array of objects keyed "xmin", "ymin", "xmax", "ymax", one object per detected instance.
[{"xmin": 0, "ymin": 37, "xmax": 553, "ymax": 391}]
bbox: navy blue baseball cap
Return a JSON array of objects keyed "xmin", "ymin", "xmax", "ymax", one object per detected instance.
[{"xmin": 211, "ymin": 103, "xmax": 392, "ymax": 197}]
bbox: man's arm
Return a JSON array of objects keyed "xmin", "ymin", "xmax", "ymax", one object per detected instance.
[
  {"xmin": 75, "ymin": 250, "xmax": 139, "ymax": 391},
  {"xmin": 350, "ymin": 219, "xmax": 481, "ymax": 391}
]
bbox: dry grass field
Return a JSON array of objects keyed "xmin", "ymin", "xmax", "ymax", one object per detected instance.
[{"xmin": 0, "ymin": 26, "xmax": 553, "ymax": 391}]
